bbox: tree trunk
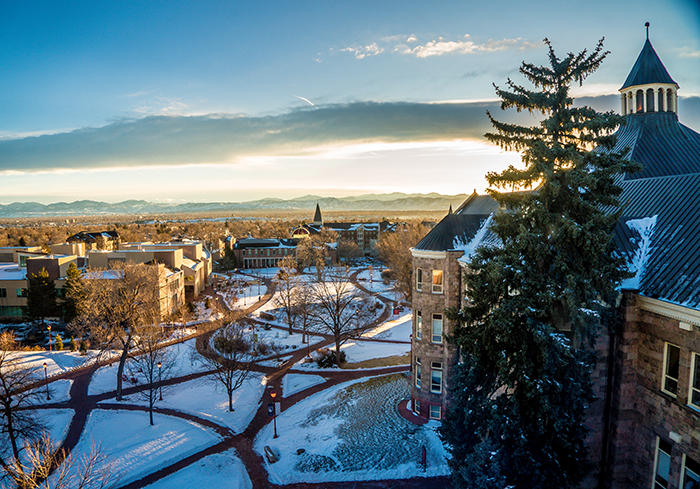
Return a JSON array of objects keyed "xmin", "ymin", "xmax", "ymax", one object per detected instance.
[
  {"xmin": 116, "ymin": 347, "xmax": 129, "ymax": 401},
  {"xmin": 335, "ymin": 338, "xmax": 342, "ymax": 366},
  {"xmin": 228, "ymin": 389, "xmax": 234, "ymax": 412},
  {"xmin": 4, "ymin": 402, "xmax": 20, "ymax": 463}
]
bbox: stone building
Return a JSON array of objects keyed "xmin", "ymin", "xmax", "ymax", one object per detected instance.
[{"xmin": 410, "ymin": 31, "xmax": 700, "ymax": 488}]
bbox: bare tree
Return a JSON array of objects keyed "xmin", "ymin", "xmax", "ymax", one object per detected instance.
[
  {"xmin": 0, "ymin": 332, "xmax": 46, "ymax": 470},
  {"xmin": 273, "ymin": 257, "xmax": 300, "ymax": 334},
  {"xmin": 70, "ymin": 263, "xmax": 165, "ymax": 401},
  {"xmin": 309, "ymin": 268, "xmax": 375, "ymax": 366},
  {"xmin": 2, "ymin": 433, "xmax": 118, "ymax": 489},
  {"xmin": 292, "ymin": 280, "xmax": 315, "ymax": 352},
  {"xmin": 336, "ymin": 240, "xmax": 363, "ymax": 266},
  {"xmin": 296, "ymin": 229, "xmax": 337, "ymax": 280},
  {"xmin": 375, "ymin": 222, "xmax": 430, "ymax": 301},
  {"xmin": 198, "ymin": 318, "xmax": 258, "ymax": 412},
  {"xmin": 127, "ymin": 328, "xmax": 172, "ymax": 426}
]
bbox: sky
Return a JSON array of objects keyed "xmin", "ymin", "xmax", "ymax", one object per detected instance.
[{"xmin": 1, "ymin": 0, "xmax": 698, "ymax": 204}]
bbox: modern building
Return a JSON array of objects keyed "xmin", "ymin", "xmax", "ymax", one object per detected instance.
[
  {"xmin": 228, "ymin": 237, "xmax": 297, "ymax": 269},
  {"xmin": 409, "ymin": 32, "xmax": 700, "ymax": 488}
]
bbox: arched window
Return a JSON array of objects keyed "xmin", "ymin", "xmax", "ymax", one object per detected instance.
[
  {"xmin": 646, "ymin": 89, "xmax": 655, "ymax": 112},
  {"xmin": 621, "ymin": 95, "xmax": 627, "ymax": 115},
  {"xmin": 657, "ymin": 89, "xmax": 664, "ymax": 112},
  {"xmin": 629, "ymin": 92, "xmax": 634, "ymax": 113},
  {"xmin": 666, "ymin": 89, "xmax": 673, "ymax": 112},
  {"xmin": 636, "ymin": 90, "xmax": 644, "ymax": 112}
]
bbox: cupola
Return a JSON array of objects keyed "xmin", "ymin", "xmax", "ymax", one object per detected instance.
[{"xmin": 619, "ymin": 23, "xmax": 679, "ymax": 116}]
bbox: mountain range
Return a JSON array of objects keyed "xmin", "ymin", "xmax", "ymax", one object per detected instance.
[{"xmin": 0, "ymin": 193, "xmax": 471, "ymax": 218}]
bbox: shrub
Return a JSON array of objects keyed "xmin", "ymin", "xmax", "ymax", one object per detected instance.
[
  {"xmin": 54, "ymin": 334, "xmax": 63, "ymax": 351},
  {"xmin": 69, "ymin": 336, "xmax": 77, "ymax": 352},
  {"xmin": 79, "ymin": 340, "xmax": 88, "ymax": 355},
  {"xmin": 316, "ymin": 349, "xmax": 346, "ymax": 368}
]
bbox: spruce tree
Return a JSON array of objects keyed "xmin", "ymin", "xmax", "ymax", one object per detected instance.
[
  {"xmin": 441, "ymin": 39, "xmax": 639, "ymax": 489},
  {"xmin": 25, "ymin": 267, "xmax": 58, "ymax": 328},
  {"xmin": 62, "ymin": 262, "xmax": 85, "ymax": 323}
]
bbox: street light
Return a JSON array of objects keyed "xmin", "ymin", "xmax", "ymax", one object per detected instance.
[
  {"xmin": 42, "ymin": 362, "xmax": 50, "ymax": 400},
  {"xmin": 47, "ymin": 325, "xmax": 51, "ymax": 352},
  {"xmin": 157, "ymin": 361, "xmax": 163, "ymax": 401},
  {"xmin": 270, "ymin": 389, "xmax": 279, "ymax": 438}
]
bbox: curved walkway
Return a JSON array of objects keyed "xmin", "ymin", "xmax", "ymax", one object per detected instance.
[{"xmin": 33, "ymin": 268, "xmax": 447, "ymax": 489}]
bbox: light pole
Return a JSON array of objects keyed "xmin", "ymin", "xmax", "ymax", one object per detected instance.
[
  {"xmin": 270, "ymin": 389, "xmax": 278, "ymax": 438},
  {"xmin": 47, "ymin": 325, "xmax": 51, "ymax": 352},
  {"xmin": 42, "ymin": 362, "xmax": 50, "ymax": 400},
  {"xmin": 157, "ymin": 361, "xmax": 163, "ymax": 401}
]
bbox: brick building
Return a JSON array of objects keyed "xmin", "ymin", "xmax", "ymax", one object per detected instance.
[{"xmin": 410, "ymin": 33, "xmax": 700, "ymax": 488}]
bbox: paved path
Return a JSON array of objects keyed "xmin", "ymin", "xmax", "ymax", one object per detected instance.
[{"xmin": 32, "ymin": 269, "xmax": 449, "ymax": 489}]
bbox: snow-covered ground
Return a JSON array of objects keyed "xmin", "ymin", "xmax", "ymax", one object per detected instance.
[
  {"xmin": 355, "ymin": 268, "xmax": 399, "ymax": 302},
  {"xmin": 28, "ymin": 379, "xmax": 73, "ymax": 404},
  {"xmin": 102, "ymin": 373, "xmax": 267, "ymax": 434},
  {"xmin": 9, "ymin": 348, "xmax": 99, "ymax": 378},
  {"xmin": 341, "ymin": 340, "xmax": 410, "ymax": 363},
  {"xmin": 88, "ymin": 338, "xmax": 208, "ymax": 396},
  {"xmin": 282, "ymin": 374, "xmax": 327, "ymax": 398},
  {"xmin": 254, "ymin": 374, "xmax": 448, "ymax": 484},
  {"xmin": 67, "ymin": 410, "xmax": 222, "ymax": 488},
  {"xmin": 144, "ymin": 448, "xmax": 252, "ymax": 489}
]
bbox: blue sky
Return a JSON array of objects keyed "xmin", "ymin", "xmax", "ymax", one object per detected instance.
[{"xmin": 1, "ymin": 0, "xmax": 698, "ymax": 204}]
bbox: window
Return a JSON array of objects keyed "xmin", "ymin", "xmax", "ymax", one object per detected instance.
[
  {"xmin": 0, "ymin": 288, "xmax": 6, "ymax": 298},
  {"xmin": 416, "ymin": 312, "xmax": 422, "ymax": 340},
  {"xmin": 414, "ymin": 399, "xmax": 420, "ymax": 415},
  {"xmin": 647, "ymin": 88, "xmax": 656, "ymax": 112},
  {"xmin": 416, "ymin": 269, "xmax": 423, "ymax": 292},
  {"xmin": 16, "ymin": 288, "xmax": 27, "ymax": 298},
  {"xmin": 431, "ymin": 369, "xmax": 442, "ymax": 393},
  {"xmin": 658, "ymin": 89, "xmax": 665, "ymax": 112},
  {"xmin": 432, "ymin": 315, "xmax": 443, "ymax": 344},
  {"xmin": 654, "ymin": 438, "xmax": 672, "ymax": 489},
  {"xmin": 432, "ymin": 270, "xmax": 443, "ymax": 294},
  {"xmin": 690, "ymin": 353, "xmax": 700, "ymax": 410},
  {"xmin": 429, "ymin": 404, "xmax": 441, "ymax": 420},
  {"xmin": 415, "ymin": 357, "xmax": 421, "ymax": 388},
  {"xmin": 683, "ymin": 456, "xmax": 700, "ymax": 489},
  {"xmin": 663, "ymin": 343, "xmax": 681, "ymax": 396}
]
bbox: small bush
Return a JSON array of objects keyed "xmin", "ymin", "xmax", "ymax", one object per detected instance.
[
  {"xmin": 69, "ymin": 336, "xmax": 77, "ymax": 352},
  {"xmin": 316, "ymin": 349, "xmax": 346, "ymax": 368},
  {"xmin": 54, "ymin": 334, "xmax": 64, "ymax": 351},
  {"xmin": 79, "ymin": 340, "xmax": 88, "ymax": 355},
  {"xmin": 205, "ymin": 297, "xmax": 211, "ymax": 309}
]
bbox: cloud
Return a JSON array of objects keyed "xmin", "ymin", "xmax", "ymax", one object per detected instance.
[
  {"xmin": 677, "ymin": 46, "xmax": 700, "ymax": 59},
  {"xmin": 343, "ymin": 34, "xmax": 538, "ymax": 59},
  {"xmin": 0, "ymin": 101, "xmax": 504, "ymax": 173},
  {"xmin": 340, "ymin": 43, "xmax": 384, "ymax": 59}
]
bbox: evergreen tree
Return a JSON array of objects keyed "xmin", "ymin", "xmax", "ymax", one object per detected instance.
[
  {"xmin": 54, "ymin": 334, "xmax": 64, "ymax": 351},
  {"xmin": 62, "ymin": 262, "xmax": 84, "ymax": 323},
  {"xmin": 441, "ymin": 39, "xmax": 639, "ymax": 489},
  {"xmin": 25, "ymin": 267, "xmax": 58, "ymax": 328}
]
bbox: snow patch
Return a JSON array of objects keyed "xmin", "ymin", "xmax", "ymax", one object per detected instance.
[
  {"xmin": 622, "ymin": 215, "xmax": 657, "ymax": 290},
  {"xmin": 455, "ymin": 215, "xmax": 493, "ymax": 263}
]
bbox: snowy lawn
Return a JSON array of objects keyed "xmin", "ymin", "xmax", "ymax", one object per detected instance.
[
  {"xmin": 144, "ymin": 448, "xmax": 251, "ymax": 489},
  {"xmin": 340, "ymin": 340, "xmax": 410, "ymax": 364},
  {"xmin": 99, "ymin": 373, "xmax": 266, "ymax": 434},
  {"xmin": 255, "ymin": 374, "xmax": 449, "ymax": 484},
  {"xmin": 9, "ymin": 349, "xmax": 98, "ymax": 378},
  {"xmin": 282, "ymin": 374, "xmax": 327, "ymax": 398},
  {"xmin": 29, "ymin": 379, "xmax": 73, "ymax": 404},
  {"xmin": 362, "ymin": 310, "xmax": 412, "ymax": 342},
  {"xmin": 67, "ymin": 410, "xmax": 222, "ymax": 488},
  {"xmin": 88, "ymin": 339, "xmax": 208, "ymax": 396},
  {"xmin": 355, "ymin": 268, "xmax": 398, "ymax": 301}
]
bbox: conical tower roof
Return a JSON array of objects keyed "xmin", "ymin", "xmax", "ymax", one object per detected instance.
[
  {"xmin": 620, "ymin": 35, "xmax": 677, "ymax": 90},
  {"xmin": 313, "ymin": 203, "xmax": 323, "ymax": 226}
]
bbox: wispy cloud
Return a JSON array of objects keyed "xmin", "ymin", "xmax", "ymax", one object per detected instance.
[
  {"xmin": 677, "ymin": 46, "xmax": 700, "ymax": 59},
  {"xmin": 340, "ymin": 34, "xmax": 539, "ymax": 60}
]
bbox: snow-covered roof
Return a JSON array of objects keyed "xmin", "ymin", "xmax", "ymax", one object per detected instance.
[{"xmin": 0, "ymin": 263, "xmax": 27, "ymax": 280}]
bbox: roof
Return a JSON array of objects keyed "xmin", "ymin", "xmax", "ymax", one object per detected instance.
[
  {"xmin": 620, "ymin": 38, "xmax": 677, "ymax": 90},
  {"xmin": 609, "ymin": 112, "xmax": 700, "ymax": 180},
  {"xmin": 414, "ymin": 208, "xmax": 494, "ymax": 252}
]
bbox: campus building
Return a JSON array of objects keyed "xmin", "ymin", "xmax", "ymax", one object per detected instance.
[{"xmin": 409, "ymin": 33, "xmax": 700, "ymax": 488}]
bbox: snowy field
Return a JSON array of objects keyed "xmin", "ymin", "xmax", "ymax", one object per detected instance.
[
  {"xmin": 254, "ymin": 374, "xmax": 448, "ymax": 484},
  {"xmin": 361, "ymin": 310, "xmax": 412, "ymax": 342},
  {"xmin": 103, "ymin": 373, "xmax": 267, "ymax": 434},
  {"xmin": 355, "ymin": 268, "xmax": 399, "ymax": 301},
  {"xmin": 340, "ymin": 340, "xmax": 410, "ymax": 364},
  {"xmin": 144, "ymin": 448, "xmax": 251, "ymax": 489},
  {"xmin": 282, "ymin": 374, "xmax": 327, "ymax": 398},
  {"xmin": 28, "ymin": 379, "xmax": 73, "ymax": 404},
  {"xmin": 88, "ymin": 338, "xmax": 208, "ymax": 396},
  {"xmin": 67, "ymin": 410, "xmax": 222, "ymax": 488}
]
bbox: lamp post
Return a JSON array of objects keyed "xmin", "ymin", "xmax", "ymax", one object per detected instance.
[
  {"xmin": 270, "ymin": 389, "xmax": 278, "ymax": 438},
  {"xmin": 157, "ymin": 361, "xmax": 163, "ymax": 401},
  {"xmin": 47, "ymin": 325, "xmax": 51, "ymax": 352},
  {"xmin": 42, "ymin": 362, "xmax": 50, "ymax": 400}
]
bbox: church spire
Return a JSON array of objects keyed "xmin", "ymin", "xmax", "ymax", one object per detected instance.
[
  {"xmin": 312, "ymin": 202, "xmax": 323, "ymax": 226},
  {"xmin": 619, "ymin": 23, "xmax": 679, "ymax": 116}
]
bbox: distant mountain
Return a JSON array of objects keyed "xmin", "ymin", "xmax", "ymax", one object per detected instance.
[{"xmin": 0, "ymin": 193, "xmax": 471, "ymax": 218}]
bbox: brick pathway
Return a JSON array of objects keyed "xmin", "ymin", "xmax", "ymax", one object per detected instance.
[{"xmin": 35, "ymin": 269, "xmax": 450, "ymax": 489}]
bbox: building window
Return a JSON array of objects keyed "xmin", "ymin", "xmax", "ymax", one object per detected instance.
[
  {"xmin": 416, "ymin": 312, "xmax": 422, "ymax": 340},
  {"xmin": 416, "ymin": 269, "xmax": 423, "ymax": 292},
  {"xmin": 690, "ymin": 353, "xmax": 700, "ymax": 410},
  {"xmin": 16, "ymin": 288, "xmax": 27, "ymax": 298},
  {"xmin": 431, "ymin": 368, "xmax": 442, "ymax": 394},
  {"xmin": 647, "ymin": 88, "xmax": 655, "ymax": 112},
  {"xmin": 414, "ymin": 399, "xmax": 420, "ymax": 415},
  {"xmin": 415, "ymin": 357, "xmax": 421, "ymax": 388},
  {"xmin": 429, "ymin": 404, "xmax": 441, "ymax": 420},
  {"xmin": 654, "ymin": 438, "xmax": 672, "ymax": 489},
  {"xmin": 663, "ymin": 343, "xmax": 681, "ymax": 397},
  {"xmin": 683, "ymin": 455, "xmax": 700, "ymax": 489},
  {"xmin": 432, "ymin": 270, "xmax": 443, "ymax": 294},
  {"xmin": 432, "ymin": 315, "xmax": 443, "ymax": 344},
  {"xmin": 658, "ymin": 89, "xmax": 665, "ymax": 112},
  {"xmin": 0, "ymin": 288, "xmax": 6, "ymax": 298}
]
